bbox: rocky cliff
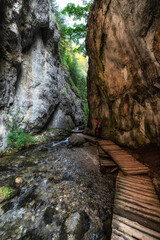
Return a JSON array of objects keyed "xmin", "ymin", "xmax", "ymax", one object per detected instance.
[
  {"xmin": 0, "ymin": 0, "xmax": 84, "ymax": 151},
  {"xmin": 86, "ymin": 0, "xmax": 160, "ymax": 148}
]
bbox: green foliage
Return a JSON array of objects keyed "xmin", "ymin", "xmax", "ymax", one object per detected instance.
[
  {"xmin": 62, "ymin": 92, "xmax": 67, "ymax": 97},
  {"xmin": 61, "ymin": 1, "xmax": 93, "ymax": 54},
  {"xmin": 61, "ymin": 3, "xmax": 91, "ymax": 21},
  {"xmin": 0, "ymin": 187, "xmax": 13, "ymax": 201},
  {"xmin": 6, "ymin": 112, "xmax": 36, "ymax": 150}
]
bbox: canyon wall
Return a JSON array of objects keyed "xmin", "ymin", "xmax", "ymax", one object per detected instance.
[
  {"xmin": 86, "ymin": 0, "xmax": 160, "ymax": 148},
  {"xmin": 0, "ymin": 0, "xmax": 84, "ymax": 151}
]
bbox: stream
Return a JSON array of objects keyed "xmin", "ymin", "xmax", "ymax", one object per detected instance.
[{"xmin": 0, "ymin": 139, "xmax": 116, "ymax": 240}]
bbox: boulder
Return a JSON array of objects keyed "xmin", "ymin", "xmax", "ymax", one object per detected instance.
[
  {"xmin": 69, "ymin": 134, "xmax": 86, "ymax": 147},
  {"xmin": 60, "ymin": 212, "xmax": 90, "ymax": 240}
]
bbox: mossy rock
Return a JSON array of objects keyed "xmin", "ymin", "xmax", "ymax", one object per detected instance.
[{"xmin": 0, "ymin": 186, "xmax": 18, "ymax": 203}]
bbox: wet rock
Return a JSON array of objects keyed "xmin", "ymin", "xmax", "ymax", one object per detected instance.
[
  {"xmin": 60, "ymin": 211, "xmax": 90, "ymax": 240},
  {"xmin": 0, "ymin": 165, "xmax": 14, "ymax": 172},
  {"xmin": 69, "ymin": 134, "xmax": 86, "ymax": 147},
  {"xmin": 1, "ymin": 201, "xmax": 14, "ymax": 213},
  {"xmin": 18, "ymin": 161, "xmax": 36, "ymax": 168},
  {"xmin": 43, "ymin": 206, "xmax": 57, "ymax": 224},
  {"xmin": 17, "ymin": 187, "xmax": 37, "ymax": 208},
  {"xmin": 19, "ymin": 229, "xmax": 52, "ymax": 240},
  {"xmin": 62, "ymin": 173, "xmax": 74, "ymax": 182}
]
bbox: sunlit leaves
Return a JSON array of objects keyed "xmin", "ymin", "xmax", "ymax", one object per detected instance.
[
  {"xmin": 61, "ymin": 3, "xmax": 91, "ymax": 21},
  {"xmin": 61, "ymin": 1, "xmax": 93, "ymax": 54}
]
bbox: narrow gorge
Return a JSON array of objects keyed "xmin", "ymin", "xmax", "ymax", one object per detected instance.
[{"xmin": 0, "ymin": 0, "xmax": 160, "ymax": 240}]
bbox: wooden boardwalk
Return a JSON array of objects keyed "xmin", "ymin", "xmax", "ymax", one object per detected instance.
[
  {"xmin": 112, "ymin": 172, "xmax": 160, "ymax": 239},
  {"xmin": 80, "ymin": 134, "xmax": 149, "ymax": 176},
  {"xmin": 77, "ymin": 134, "xmax": 160, "ymax": 239},
  {"xmin": 99, "ymin": 140, "xmax": 149, "ymax": 175}
]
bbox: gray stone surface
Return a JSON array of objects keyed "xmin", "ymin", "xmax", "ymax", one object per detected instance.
[
  {"xmin": 0, "ymin": 0, "xmax": 84, "ymax": 151},
  {"xmin": 62, "ymin": 212, "xmax": 84, "ymax": 240}
]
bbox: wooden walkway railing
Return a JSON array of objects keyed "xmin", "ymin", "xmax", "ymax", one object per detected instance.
[{"xmin": 77, "ymin": 134, "xmax": 160, "ymax": 240}]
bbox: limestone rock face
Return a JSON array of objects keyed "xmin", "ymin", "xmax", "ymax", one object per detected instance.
[
  {"xmin": 0, "ymin": 0, "xmax": 84, "ymax": 151},
  {"xmin": 86, "ymin": 0, "xmax": 160, "ymax": 147}
]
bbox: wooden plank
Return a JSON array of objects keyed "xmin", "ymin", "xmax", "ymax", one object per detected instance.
[
  {"xmin": 117, "ymin": 188, "xmax": 160, "ymax": 204},
  {"xmin": 118, "ymin": 167, "xmax": 149, "ymax": 173},
  {"xmin": 110, "ymin": 156, "xmax": 140, "ymax": 162},
  {"xmin": 104, "ymin": 151, "xmax": 128, "ymax": 156},
  {"xmin": 117, "ymin": 181, "xmax": 155, "ymax": 194},
  {"xmin": 116, "ymin": 165, "xmax": 147, "ymax": 169},
  {"xmin": 114, "ymin": 207, "xmax": 160, "ymax": 228},
  {"xmin": 108, "ymin": 150, "xmax": 130, "ymax": 155},
  {"xmin": 98, "ymin": 146, "xmax": 106, "ymax": 153},
  {"xmin": 117, "ymin": 176, "xmax": 154, "ymax": 187},
  {"xmin": 119, "ymin": 165, "xmax": 148, "ymax": 169},
  {"xmin": 108, "ymin": 154, "xmax": 135, "ymax": 159},
  {"xmin": 115, "ymin": 199, "xmax": 160, "ymax": 218},
  {"xmin": 111, "ymin": 229, "xmax": 135, "ymax": 240},
  {"xmin": 102, "ymin": 147, "xmax": 121, "ymax": 152},
  {"xmin": 117, "ymin": 168, "xmax": 149, "ymax": 176},
  {"xmin": 119, "ymin": 175, "xmax": 151, "ymax": 181},
  {"xmin": 107, "ymin": 151, "xmax": 133, "ymax": 156},
  {"xmin": 117, "ymin": 163, "xmax": 148, "ymax": 167},
  {"xmin": 117, "ymin": 176, "xmax": 153, "ymax": 186},
  {"xmin": 98, "ymin": 140, "xmax": 114, "ymax": 145},
  {"xmin": 117, "ymin": 183, "xmax": 158, "ymax": 199},
  {"xmin": 117, "ymin": 180, "xmax": 156, "ymax": 194},
  {"xmin": 112, "ymin": 215, "xmax": 160, "ymax": 239},
  {"xmin": 116, "ymin": 192, "xmax": 160, "ymax": 208},
  {"xmin": 121, "ymin": 166, "xmax": 149, "ymax": 170},
  {"xmin": 115, "ymin": 194, "xmax": 160, "ymax": 214},
  {"xmin": 108, "ymin": 154, "xmax": 142, "ymax": 163},
  {"xmin": 121, "ymin": 168, "xmax": 150, "ymax": 174},
  {"xmin": 99, "ymin": 153, "xmax": 111, "ymax": 158},
  {"xmin": 112, "ymin": 219, "xmax": 159, "ymax": 240},
  {"xmin": 111, "ymin": 167, "xmax": 119, "ymax": 173},
  {"xmin": 120, "ymin": 169, "xmax": 149, "ymax": 175},
  {"xmin": 100, "ymin": 160, "xmax": 117, "ymax": 167},
  {"xmin": 121, "ymin": 166, "xmax": 148, "ymax": 171},
  {"xmin": 114, "ymin": 207, "xmax": 160, "ymax": 233}
]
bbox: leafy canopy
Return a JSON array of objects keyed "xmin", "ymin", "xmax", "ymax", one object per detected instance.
[
  {"xmin": 61, "ymin": 0, "xmax": 93, "ymax": 54},
  {"xmin": 61, "ymin": 2, "xmax": 91, "ymax": 21}
]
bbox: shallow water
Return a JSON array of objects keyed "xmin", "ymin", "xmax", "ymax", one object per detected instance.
[
  {"xmin": 52, "ymin": 138, "xmax": 69, "ymax": 147},
  {"xmin": 0, "ymin": 141, "xmax": 115, "ymax": 240}
]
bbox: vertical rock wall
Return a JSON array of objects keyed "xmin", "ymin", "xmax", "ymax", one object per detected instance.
[
  {"xmin": 86, "ymin": 0, "xmax": 160, "ymax": 147},
  {"xmin": 0, "ymin": 0, "xmax": 84, "ymax": 152}
]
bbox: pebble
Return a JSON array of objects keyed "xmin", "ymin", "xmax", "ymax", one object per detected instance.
[{"xmin": 15, "ymin": 177, "xmax": 23, "ymax": 184}]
